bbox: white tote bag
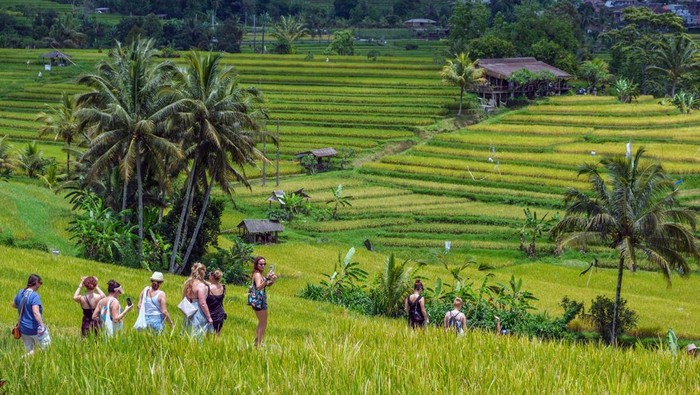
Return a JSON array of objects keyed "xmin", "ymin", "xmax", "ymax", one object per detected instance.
[
  {"xmin": 178, "ymin": 297, "xmax": 197, "ymax": 318},
  {"xmin": 103, "ymin": 299, "xmax": 114, "ymax": 336},
  {"xmin": 133, "ymin": 287, "xmax": 149, "ymax": 330}
]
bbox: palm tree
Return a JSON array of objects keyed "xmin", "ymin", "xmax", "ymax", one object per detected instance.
[
  {"xmin": 551, "ymin": 148, "xmax": 699, "ymax": 346},
  {"xmin": 75, "ymin": 38, "xmax": 182, "ymax": 265},
  {"xmin": 326, "ymin": 184, "xmax": 352, "ymax": 219},
  {"xmin": 17, "ymin": 141, "xmax": 47, "ymax": 178},
  {"xmin": 271, "ymin": 15, "xmax": 308, "ymax": 54},
  {"xmin": 440, "ymin": 53, "xmax": 486, "ymax": 116},
  {"xmin": 165, "ymin": 52, "xmax": 267, "ymax": 273},
  {"xmin": 36, "ymin": 92, "xmax": 80, "ymax": 177},
  {"xmin": 647, "ymin": 34, "xmax": 700, "ymax": 96},
  {"xmin": 372, "ymin": 254, "xmax": 418, "ymax": 317}
]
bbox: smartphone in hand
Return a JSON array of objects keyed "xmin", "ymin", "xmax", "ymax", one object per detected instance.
[
  {"xmin": 268, "ymin": 265, "xmax": 275, "ymax": 274},
  {"xmin": 126, "ymin": 297, "xmax": 133, "ymax": 307}
]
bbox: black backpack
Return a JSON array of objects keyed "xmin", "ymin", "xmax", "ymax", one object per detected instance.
[{"xmin": 409, "ymin": 295, "xmax": 424, "ymax": 322}]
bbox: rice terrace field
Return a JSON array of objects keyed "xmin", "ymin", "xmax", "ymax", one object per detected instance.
[{"xmin": 1, "ymin": 44, "xmax": 700, "ymax": 393}]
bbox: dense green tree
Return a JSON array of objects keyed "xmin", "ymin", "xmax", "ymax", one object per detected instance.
[
  {"xmin": 468, "ymin": 35, "xmax": 516, "ymax": 60},
  {"xmin": 76, "ymin": 39, "xmax": 182, "ymax": 265},
  {"xmin": 448, "ymin": 0, "xmax": 488, "ymax": 54},
  {"xmin": 334, "ymin": 0, "xmax": 358, "ymax": 19},
  {"xmin": 214, "ymin": 17, "xmax": 244, "ymax": 53},
  {"xmin": 440, "ymin": 53, "xmax": 486, "ymax": 116},
  {"xmin": 551, "ymin": 148, "xmax": 699, "ymax": 346},
  {"xmin": 326, "ymin": 29, "xmax": 354, "ymax": 55}
]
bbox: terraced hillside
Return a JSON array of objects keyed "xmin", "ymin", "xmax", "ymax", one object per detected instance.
[
  {"xmin": 224, "ymin": 95, "xmax": 700, "ymax": 264},
  {"xmin": 0, "ymin": 48, "xmax": 453, "ymax": 179}
]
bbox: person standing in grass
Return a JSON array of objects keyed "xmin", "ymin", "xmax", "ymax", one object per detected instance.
[
  {"xmin": 205, "ymin": 270, "xmax": 227, "ymax": 335},
  {"xmin": 251, "ymin": 256, "xmax": 277, "ymax": 347},
  {"xmin": 137, "ymin": 272, "xmax": 173, "ymax": 333},
  {"xmin": 182, "ymin": 263, "xmax": 213, "ymax": 338},
  {"xmin": 13, "ymin": 274, "xmax": 48, "ymax": 356},
  {"xmin": 443, "ymin": 297, "xmax": 467, "ymax": 336},
  {"xmin": 73, "ymin": 276, "xmax": 105, "ymax": 337},
  {"xmin": 93, "ymin": 280, "xmax": 133, "ymax": 337},
  {"xmin": 405, "ymin": 279, "xmax": 428, "ymax": 329}
]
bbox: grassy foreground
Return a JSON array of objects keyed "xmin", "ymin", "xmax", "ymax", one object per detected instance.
[{"xmin": 2, "ymin": 246, "xmax": 700, "ymax": 393}]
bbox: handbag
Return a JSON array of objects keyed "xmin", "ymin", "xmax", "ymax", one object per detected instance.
[
  {"xmin": 133, "ymin": 287, "xmax": 149, "ymax": 330},
  {"xmin": 178, "ymin": 297, "xmax": 197, "ymax": 318},
  {"xmin": 247, "ymin": 283, "xmax": 264, "ymax": 310},
  {"xmin": 11, "ymin": 324, "xmax": 21, "ymax": 340}
]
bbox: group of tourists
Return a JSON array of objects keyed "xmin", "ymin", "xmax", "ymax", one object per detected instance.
[
  {"xmin": 11, "ymin": 256, "xmax": 278, "ymax": 356},
  {"xmin": 404, "ymin": 279, "xmax": 479, "ymax": 336}
]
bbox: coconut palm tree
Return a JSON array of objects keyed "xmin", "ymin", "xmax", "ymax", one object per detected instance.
[
  {"xmin": 551, "ymin": 148, "xmax": 699, "ymax": 346},
  {"xmin": 36, "ymin": 92, "xmax": 80, "ymax": 177},
  {"xmin": 0, "ymin": 135, "xmax": 15, "ymax": 181},
  {"xmin": 271, "ymin": 15, "xmax": 308, "ymax": 54},
  {"xmin": 75, "ymin": 38, "xmax": 182, "ymax": 265},
  {"xmin": 164, "ymin": 52, "xmax": 267, "ymax": 273},
  {"xmin": 440, "ymin": 53, "xmax": 486, "ymax": 116},
  {"xmin": 647, "ymin": 34, "xmax": 700, "ymax": 97}
]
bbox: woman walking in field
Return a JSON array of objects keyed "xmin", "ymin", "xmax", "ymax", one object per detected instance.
[
  {"xmin": 136, "ymin": 272, "xmax": 173, "ymax": 333},
  {"xmin": 405, "ymin": 279, "xmax": 428, "ymax": 329},
  {"xmin": 182, "ymin": 263, "xmax": 213, "ymax": 338},
  {"xmin": 13, "ymin": 274, "xmax": 49, "ymax": 356},
  {"xmin": 92, "ymin": 280, "xmax": 133, "ymax": 337},
  {"xmin": 205, "ymin": 269, "xmax": 227, "ymax": 335},
  {"xmin": 250, "ymin": 256, "xmax": 277, "ymax": 347},
  {"xmin": 73, "ymin": 276, "xmax": 105, "ymax": 337}
]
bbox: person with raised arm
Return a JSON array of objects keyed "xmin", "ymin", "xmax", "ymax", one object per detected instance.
[
  {"xmin": 92, "ymin": 280, "xmax": 133, "ymax": 337},
  {"xmin": 73, "ymin": 276, "xmax": 105, "ymax": 337}
]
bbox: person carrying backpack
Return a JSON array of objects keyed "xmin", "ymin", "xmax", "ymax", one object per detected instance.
[
  {"xmin": 405, "ymin": 279, "xmax": 428, "ymax": 329},
  {"xmin": 443, "ymin": 297, "xmax": 467, "ymax": 336}
]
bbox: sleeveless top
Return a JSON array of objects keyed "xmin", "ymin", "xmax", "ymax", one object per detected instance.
[
  {"xmin": 206, "ymin": 285, "xmax": 226, "ymax": 322},
  {"xmin": 144, "ymin": 290, "xmax": 163, "ymax": 316},
  {"xmin": 82, "ymin": 294, "xmax": 97, "ymax": 320}
]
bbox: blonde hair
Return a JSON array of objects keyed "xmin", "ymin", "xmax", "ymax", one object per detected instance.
[
  {"xmin": 184, "ymin": 262, "xmax": 207, "ymax": 295},
  {"xmin": 210, "ymin": 270, "xmax": 223, "ymax": 282},
  {"xmin": 454, "ymin": 297, "xmax": 463, "ymax": 306}
]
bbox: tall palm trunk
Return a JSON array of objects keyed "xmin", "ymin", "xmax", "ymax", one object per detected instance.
[
  {"xmin": 136, "ymin": 145, "xmax": 144, "ymax": 266},
  {"xmin": 180, "ymin": 168, "xmax": 216, "ymax": 271},
  {"xmin": 458, "ymin": 87, "xmax": 464, "ymax": 116},
  {"xmin": 169, "ymin": 153, "xmax": 198, "ymax": 272},
  {"xmin": 611, "ymin": 254, "xmax": 625, "ymax": 347},
  {"xmin": 66, "ymin": 140, "xmax": 71, "ymax": 177}
]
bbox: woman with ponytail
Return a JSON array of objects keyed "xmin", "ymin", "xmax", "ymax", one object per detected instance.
[
  {"xmin": 182, "ymin": 262, "xmax": 213, "ymax": 338},
  {"xmin": 404, "ymin": 279, "xmax": 428, "ymax": 329}
]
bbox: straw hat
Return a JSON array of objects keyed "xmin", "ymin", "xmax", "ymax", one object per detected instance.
[{"xmin": 150, "ymin": 272, "xmax": 165, "ymax": 282}]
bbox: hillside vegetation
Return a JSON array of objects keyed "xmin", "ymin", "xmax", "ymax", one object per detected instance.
[{"xmin": 2, "ymin": 246, "xmax": 700, "ymax": 393}]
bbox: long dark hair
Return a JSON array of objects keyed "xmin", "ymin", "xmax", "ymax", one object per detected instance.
[
  {"xmin": 27, "ymin": 274, "xmax": 42, "ymax": 288},
  {"xmin": 107, "ymin": 280, "xmax": 120, "ymax": 293},
  {"xmin": 413, "ymin": 279, "xmax": 423, "ymax": 291}
]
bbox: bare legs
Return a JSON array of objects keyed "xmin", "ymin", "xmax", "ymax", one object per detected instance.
[{"xmin": 254, "ymin": 309, "xmax": 268, "ymax": 348}]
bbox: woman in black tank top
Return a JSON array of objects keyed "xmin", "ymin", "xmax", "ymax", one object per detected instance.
[
  {"xmin": 72, "ymin": 276, "xmax": 105, "ymax": 336},
  {"xmin": 206, "ymin": 270, "xmax": 227, "ymax": 334}
]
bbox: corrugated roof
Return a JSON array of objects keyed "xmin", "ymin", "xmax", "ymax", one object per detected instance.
[
  {"xmin": 294, "ymin": 147, "xmax": 338, "ymax": 158},
  {"xmin": 477, "ymin": 58, "xmax": 571, "ymax": 80},
  {"xmin": 238, "ymin": 219, "xmax": 284, "ymax": 233},
  {"xmin": 40, "ymin": 51, "xmax": 71, "ymax": 59}
]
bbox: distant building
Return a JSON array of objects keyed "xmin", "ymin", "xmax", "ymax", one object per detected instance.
[
  {"xmin": 295, "ymin": 147, "xmax": 337, "ymax": 173},
  {"xmin": 469, "ymin": 57, "xmax": 571, "ymax": 102},
  {"xmin": 94, "ymin": 7, "xmax": 110, "ymax": 13},
  {"xmin": 238, "ymin": 220, "xmax": 284, "ymax": 244},
  {"xmin": 404, "ymin": 19, "xmax": 436, "ymax": 28}
]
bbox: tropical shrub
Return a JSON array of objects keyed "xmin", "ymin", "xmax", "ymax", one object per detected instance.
[
  {"xmin": 586, "ymin": 295, "xmax": 638, "ymax": 345},
  {"xmin": 203, "ymin": 236, "xmax": 253, "ymax": 285}
]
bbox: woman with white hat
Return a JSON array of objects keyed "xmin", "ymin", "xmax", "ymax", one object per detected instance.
[{"xmin": 137, "ymin": 272, "xmax": 173, "ymax": 333}]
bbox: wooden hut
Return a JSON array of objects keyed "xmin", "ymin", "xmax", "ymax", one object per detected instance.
[
  {"xmin": 294, "ymin": 147, "xmax": 337, "ymax": 173},
  {"xmin": 238, "ymin": 219, "xmax": 284, "ymax": 244},
  {"xmin": 40, "ymin": 51, "xmax": 71, "ymax": 67},
  {"xmin": 470, "ymin": 58, "xmax": 571, "ymax": 103}
]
